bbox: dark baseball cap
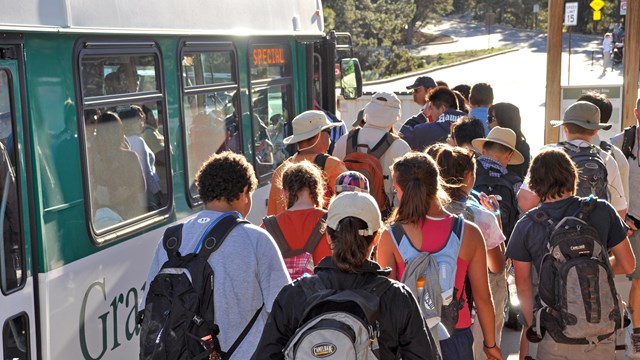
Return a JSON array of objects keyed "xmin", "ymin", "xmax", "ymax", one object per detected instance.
[{"xmin": 406, "ymin": 76, "xmax": 437, "ymax": 90}]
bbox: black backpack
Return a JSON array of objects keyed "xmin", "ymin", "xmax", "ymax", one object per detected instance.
[
  {"xmin": 138, "ymin": 214, "xmax": 262, "ymax": 360},
  {"xmin": 473, "ymin": 165, "xmax": 522, "ymax": 241},
  {"xmin": 527, "ymin": 197, "xmax": 622, "ymax": 344},
  {"xmin": 559, "ymin": 142, "xmax": 609, "ymax": 201},
  {"xmin": 620, "ymin": 125, "xmax": 637, "ymax": 160}
]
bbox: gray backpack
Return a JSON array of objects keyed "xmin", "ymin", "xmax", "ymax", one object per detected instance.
[
  {"xmin": 283, "ymin": 277, "xmax": 391, "ymax": 359},
  {"xmin": 528, "ymin": 196, "xmax": 622, "ymax": 344},
  {"xmin": 559, "ymin": 142, "xmax": 609, "ymax": 201}
]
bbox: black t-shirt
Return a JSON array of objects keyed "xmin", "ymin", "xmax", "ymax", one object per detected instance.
[{"xmin": 506, "ymin": 196, "xmax": 628, "ymax": 273}]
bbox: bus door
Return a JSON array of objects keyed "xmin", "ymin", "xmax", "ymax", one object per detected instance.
[{"xmin": 0, "ymin": 43, "xmax": 36, "ymax": 360}]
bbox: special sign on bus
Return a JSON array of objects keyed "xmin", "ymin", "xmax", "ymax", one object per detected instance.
[{"xmin": 253, "ymin": 47, "xmax": 286, "ymax": 66}]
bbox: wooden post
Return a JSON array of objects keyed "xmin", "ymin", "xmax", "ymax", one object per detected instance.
[
  {"xmin": 622, "ymin": 0, "xmax": 640, "ymax": 127},
  {"xmin": 544, "ymin": 0, "xmax": 564, "ymax": 145}
]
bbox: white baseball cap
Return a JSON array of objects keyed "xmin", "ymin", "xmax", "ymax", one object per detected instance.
[{"xmin": 327, "ymin": 192, "xmax": 383, "ymax": 236}]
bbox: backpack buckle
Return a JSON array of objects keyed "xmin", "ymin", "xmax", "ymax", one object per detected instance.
[{"xmin": 192, "ymin": 314, "xmax": 204, "ymax": 326}]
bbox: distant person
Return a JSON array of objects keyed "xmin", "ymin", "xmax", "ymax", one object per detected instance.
[
  {"xmin": 267, "ymin": 111, "xmax": 347, "ymax": 215},
  {"xmin": 252, "ymin": 191, "xmax": 441, "ymax": 360},
  {"xmin": 401, "ymin": 86, "xmax": 464, "ymax": 151},
  {"xmin": 469, "ymin": 83, "xmax": 494, "ymax": 135},
  {"xmin": 452, "ymin": 84, "xmax": 471, "ymax": 102},
  {"xmin": 449, "ymin": 116, "xmax": 485, "ymax": 153},
  {"xmin": 453, "ymin": 90, "xmax": 469, "ymax": 114},
  {"xmin": 487, "ymin": 103, "xmax": 531, "ymax": 178},
  {"xmin": 335, "ymin": 170, "xmax": 369, "ymax": 194},
  {"xmin": 261, "ymin": 161, "xmax": 330, "ymax": 280},
  {"xmin": 140, "ymin": 151, "xmax": 290, "ymax": 360},
  {"xmin": 578, "ymin": 91, "xmax": 629, "ymax": 203},
  {"xmin": 333, "ymin": 92, "xmax": 410, "ymax": 213},
  {"xmin": 436, "ymin": 80, "xmax": 449, "ymax": 88},
  {"xmin": 404, "ymin": 76, "xmax": 437, "ymax": 125},
  {"xmin": 602, "ymin": 33, "xmax": 613, "ymax": 74}
]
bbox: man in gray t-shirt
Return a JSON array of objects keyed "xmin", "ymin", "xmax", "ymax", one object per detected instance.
[{"xmin": 141, "ymin": 151, "xmax": 290, "ymax": 359}]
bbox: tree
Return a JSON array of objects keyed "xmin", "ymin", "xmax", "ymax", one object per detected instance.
[{"xmin": 405, "ymin": 0, "xmax": 453, "ymax": 45}]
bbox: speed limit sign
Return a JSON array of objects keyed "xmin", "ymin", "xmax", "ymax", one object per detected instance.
[{"xmin": 565, "ymin": 2, "xmax": 578, "ymax": 26}]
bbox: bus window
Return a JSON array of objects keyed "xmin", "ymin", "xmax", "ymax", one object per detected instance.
[
  {"xmin": 249, "ymin": 43, "xmax": 293, "ymax": 183},
  {"xmin": 79, "ymin": 49, "xmax": 170, "ymax": 237},
  {"xmin": 179, "ymin": 46, "xmax": 240, "ymax": 204},
  {"xmin": 0, "ymin": 69, "xmax": 23, "ymax": 293},
  {"xmin": 2, "ymin": 314, "xmax": 29, "ymax": 359}
]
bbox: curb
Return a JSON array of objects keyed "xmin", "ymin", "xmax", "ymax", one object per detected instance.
[{"xmin": 363, "ymin": 47, "xmax": 521, "ymax": 86}]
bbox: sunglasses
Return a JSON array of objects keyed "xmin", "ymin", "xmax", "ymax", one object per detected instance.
[{"xmin": 488, "ymin": 114, "xmax": 496, "ymax": 124}]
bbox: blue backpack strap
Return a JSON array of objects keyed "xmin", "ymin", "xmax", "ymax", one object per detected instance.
[
  {"xmin": 390, "ymin": 223, "xmax": 406, "ymax": 247},
  {"xmin": 197, "ymin": 214, "xmax": 248, "ymax": 259},
  {"xmin": 162, "ymin": 223, "xmax": 184, "ymax": 258},
  {"xmin": 576, "ymin": 195, "xmax": 597, "ymax": 220}
]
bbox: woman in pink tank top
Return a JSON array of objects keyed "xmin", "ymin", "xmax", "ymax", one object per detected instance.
[{"xmin": 378, "ymin": 152, "xmax": 503, "ymax": 360}]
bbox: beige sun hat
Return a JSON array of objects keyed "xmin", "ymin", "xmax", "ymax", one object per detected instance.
[
  {"xmin": 550, "ymin": 101, "xmax": 612, "ymax": 131},
  {"xmin": 283, "ymin": 110, "xmax": 343, "ymax": 145},
  {"xmin": 471, "ymin": 126, "xmax": 525, "ymax": 165},
  {"xmin": 363, "ymin": 92, "xmax": 401, "ymax": 129},
  {"xmin": 327, "ymin": 192, "xmax": 383, "ymax": 236}
]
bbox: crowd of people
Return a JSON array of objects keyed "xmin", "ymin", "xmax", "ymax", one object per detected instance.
[{"xmin": 138, "ymin": 75, "xmax": 640, "ymax": 360}]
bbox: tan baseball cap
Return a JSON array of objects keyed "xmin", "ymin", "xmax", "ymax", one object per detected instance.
[{"xmin": 327, "ymin": 192, "xmax": 383, "ymax": 236}]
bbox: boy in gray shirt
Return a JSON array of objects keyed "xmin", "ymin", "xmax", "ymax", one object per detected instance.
[{"xmin": 141, "ymin": 151, "xmax": 290, "ymax": 359}]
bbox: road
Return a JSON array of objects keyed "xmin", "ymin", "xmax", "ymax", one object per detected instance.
[
  {"xmin": 363, "ymin": 19, "xmax": 636, "ymax": 359},
  {"xmin": 363, "ymin": 18, "xmax": 632, "ymax": 152}
]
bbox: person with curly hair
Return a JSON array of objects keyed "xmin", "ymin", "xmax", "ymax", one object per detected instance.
[
  {"xmin": 141, "ymin": 151, "xmax": 290, "ymax": 359},
  {"xmin": 261, "ymin": 161, "xmax": 331, "ymax": 279}
]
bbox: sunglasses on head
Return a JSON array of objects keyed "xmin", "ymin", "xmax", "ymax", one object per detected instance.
[{"xmin": 488, "ymin": 114, "xmax": 496, "ymax": 123}]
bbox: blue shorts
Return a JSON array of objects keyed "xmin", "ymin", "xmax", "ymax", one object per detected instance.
[{"xmin": 440, "ymin": 327, "xmax": 474, "ymax": 360}]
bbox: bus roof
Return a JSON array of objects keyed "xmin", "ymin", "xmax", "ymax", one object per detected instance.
[{"xmin": 0, "ymin": 0, "xmax": 325, "ymax": 36}]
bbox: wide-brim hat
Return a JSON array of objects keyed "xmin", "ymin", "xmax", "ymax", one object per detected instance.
[
  {"xmin": 471, "ymin": 126, "xmax": 525, "ymax": 165},
  {"xmin": 327, "ymin": 192, "xmax": 383, "ymax": 236},
  {"xmin": 550, "ymin": 101, "xmax": 612, "ymax": 130},
  {"xmin": 283, "ymin": 110, "xmax": 343, "ymax": 145}
]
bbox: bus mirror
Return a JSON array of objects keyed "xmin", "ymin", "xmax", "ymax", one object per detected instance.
[{"xmin": 340, "ymin": 58, "xmax": 362, "ymax": 99}]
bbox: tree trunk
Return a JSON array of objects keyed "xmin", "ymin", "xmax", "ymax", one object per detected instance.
[{"xmin": 405, "ymin": 17, "xmax": 419, "ymax": 45}]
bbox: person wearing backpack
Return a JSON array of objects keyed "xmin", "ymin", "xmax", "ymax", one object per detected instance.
[
  {"xmin": 611, "ymin": 96, "xmax": 640, "ymax": 358},
  {"xmin": 431, "ymin": 145, "xmax": 508, "ymax": 360},
  {"xmin": 578, "ymin": 92, "xmax": 629, "ymax": 204},
  {"xmin": 377, "ymin": 152, "xmax": 503, "ymax": 360},
  {"xmin": 472, "ymin": 126, "xmax": 524, "ymax": 242},
  {"xmin": 517, "ymin": 101, "xmax": 627, "ymax": 218},
  {"xmin": 400, "ymin": 86, "xmax": 465, "ymax": 152},
  {"xmin": 267, "ymin": 110, "xmax": 348, "ymax": 216},
  {"xmin": 252, "ymin": 191, "xmax": 441, "ymax": 360},
  {"xmin": 262, "ymin": 161, "xmax": 330, "ymax": 280},
  {"xmin": 139, "ymin": 151, "xmax": 291, "ymax": 360},
  {"xmin": 506, "ymin": 148, "xmax": 635, "ymax": 360},
  {"xmin": 333, "ymin": 92, "xmax": 410, "ymax": 216}
]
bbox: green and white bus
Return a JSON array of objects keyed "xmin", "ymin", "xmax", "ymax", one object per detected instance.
[{"xmin": 0, "ymin": 1, "xmax": 361, "ymax": 358}]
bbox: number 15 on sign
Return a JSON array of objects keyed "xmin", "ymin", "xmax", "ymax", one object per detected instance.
[{"xmin": 565, "ymin": 2, "xmax": 578, "ymax": 26}]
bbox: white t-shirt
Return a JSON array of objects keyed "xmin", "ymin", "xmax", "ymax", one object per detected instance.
[
  {"xmin": 612, "ymin": 127, "xmax": 640, "ymax": 218},
  {"xmin": 592, "ymin": 134, "xmax": 629, "ymax": 204}
]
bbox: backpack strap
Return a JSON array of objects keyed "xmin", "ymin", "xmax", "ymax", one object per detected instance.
[
  {"xmin": 390, "ymin": 223, "xmax": 407, "ymax": 247},
  {"xmin": 162, "ymin": 224, "xmax": 184, "ymax": 259},
  {"xmin": 313, "ymin": 153, "xmax": 330, "ymax": 170},
  {"xmin": 303, "ymin": 214, "xmax": 328, "ymax": 254},
  {"xmin": 222, "ymin": 304, "xmax": 264, "ymax": 359},
  {"xmin": 369, "ymin": 132, "xmax": 396, "ymax": 159},
  {"xmin": 576, "ymin": 195, "xmax": 598, "ymax": 221},
  {"xmin": 346, "ymin": 128, "xmax": 361, "ymax": 155},
  {"xmin": 621, "ymin": 125, "xmax": 638, "ymax": 160},
  {"xmin": 197, "ymin": 214, "xmax": 247, "ymax": 259},
  {"xmin": 600, "ymin": 140, "xmax": 612, "ymax": 154},
  {"xmin": 262, "ymin": 215, "xmax": 294, "ymax": 257}
]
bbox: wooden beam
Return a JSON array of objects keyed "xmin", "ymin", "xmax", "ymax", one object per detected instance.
[
  {"xmin": 622, "ymin": 0, "xmax": 640, "ymax": 127},
  {"xmin": 544, "ymin": 0, "xmax": 564, "ymax": 145}
]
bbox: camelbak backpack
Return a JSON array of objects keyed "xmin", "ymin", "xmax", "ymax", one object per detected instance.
[
  {"xmin": 528, "ymin": 197, "xmax": 622, "ymax": 345},
  {"xmin": 283, "ymin": 276, "xmax": 392, "ymax": 359},
  {"xmin": 262, "ymin": 214, "xmax": 327, "ymax": 280},
  {"xmin": 138, "ymin": 214, "xmax": 262, "ymax": 360},
  {"xmin": 559, "ymin": 142, "xmax": 609, "ymax": 201},
  {"xmin": 391, "ymin": 215, "xmax": 465, "ymax": 338},
  {"xmin": 343, "ymin": 128, "xmax": 395, "ymax": 218}
]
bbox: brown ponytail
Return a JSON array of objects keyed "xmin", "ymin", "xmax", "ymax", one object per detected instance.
[
  {"xmin": 279, "ymin": 160, "xmax": 325, "ymax": 209},
  {"xmin": 434, "ymin": 146, "xmax": 476, "ymax": 201},
  {"xmin": 327, "ymin": 217, "xmax": 376, "ymax": 272}
]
